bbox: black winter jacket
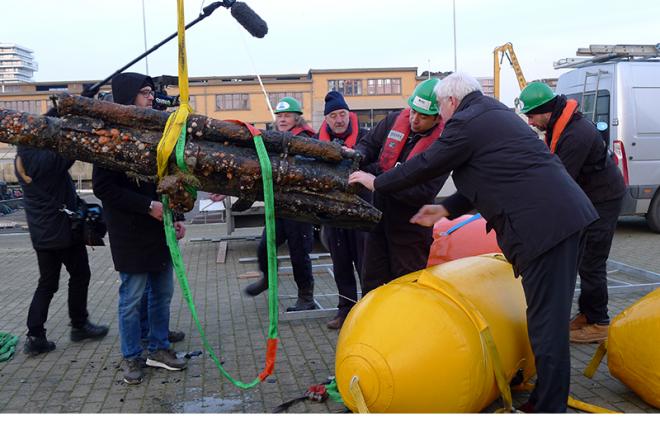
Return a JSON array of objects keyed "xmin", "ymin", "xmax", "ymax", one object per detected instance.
[
  {"xmin": 375, "ymin": 91, "xmax": 598, "ymax": 274},
  {"xmin": 92, "ymin": 72, "xmax": 170, "ymax": 273},
  {"xmin": 15, "ymin": 146, "xmax": 81, "ymax": 250},
  {"xmin": 547, "ymin": 95, "xmax": 626, "ymax": 205},
  {"xmin": 356, "ymin": 111, "xmax": 448, "ymax": 242},
  {"xmin": 92, "ymin": 167, "xmax": 170, "ymax": 273}
]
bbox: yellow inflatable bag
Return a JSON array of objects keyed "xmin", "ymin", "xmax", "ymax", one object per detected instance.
[
  {"xmin": 607, "ymin": 287, "xmax": 660, "ymax": 408},
  {"xmin": 335, "ymin": 255, "xmax": 535, "ymax": 413}
]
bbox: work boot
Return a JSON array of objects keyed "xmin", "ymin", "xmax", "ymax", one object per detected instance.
[
  {"xmin": 70, "ymin": 320, "xmax": 109, "ymax": 342},
  {"xmin": 244, "ymin": 276, "xmax": 268, "ymax": 297},
  {"xmin": 569, "ymin": 313, "xmax": 588, "ymax": 331},
  {"xmin": 326, "ymin": 314, "xmax": 346, "ymax": 330},
  {"xmin": 570, "ymin": 323, "xmax": 609, "ymax": 344},
  {"xmin": 23, "ymin": 335, "xmax": 56, "ymax": 356},
  {"xmin": 287, "ymin": 285, "xmax": 317, "ymax": 312},
  {"xmin": 286, "ymin": 298, "xmax": 318, "ymax": 312},
  {"xmin": 123, "ymin": 358, "xmax": 144, "ymax": 385}
]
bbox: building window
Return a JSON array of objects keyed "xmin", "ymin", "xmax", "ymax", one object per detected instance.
[
  {"xmin": 366, "ymin": 78, "xmax": 402, "ymax": 95},
  {"xmin": 215, "ymin": 93, "xmax": 250, "ymax": 111},
  {"xmin": 268, "ymin": 92, "xmax": 304, "ymax": 109},
  {"xmin": 328, "ymin": 79, "xmax": 362, "ymax": 96}
]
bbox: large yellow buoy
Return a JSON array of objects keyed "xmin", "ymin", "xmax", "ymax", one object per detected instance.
[
  {"xmin": 607, "ymin": 288, "xmax": 660, "ymax": 408},
  {"xmin": 335, "ymin": 255, "xmax": 535, "ymax": 413}
]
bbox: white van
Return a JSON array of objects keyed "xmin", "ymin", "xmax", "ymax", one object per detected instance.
[{"xmin": 554, "ymin": 45, "xmax": 660, "ymax": 232}]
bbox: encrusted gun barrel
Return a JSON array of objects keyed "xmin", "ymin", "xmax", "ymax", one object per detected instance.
[{"xmin": 0, "ymin": 94, "xmax": 381, "ymax": 229}]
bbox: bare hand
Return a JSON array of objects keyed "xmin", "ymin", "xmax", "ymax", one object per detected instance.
[
  {"xmin": 348, "ymin": 171, "xmax": 376, "ymax": 192},
  {"xmin": 209, "ymin": 193, "xmax": 226, "ymax": 202},
  {"xmin": 410, "ymin": 204, "xmax": 450, "ymax": 227},
  {"xmin": 174, "ymin": 221, "xmax": 186, "ymax": 240},
  {"xmin": 149, "ymin": 201, "xmax": 163, "ymax": 221}
]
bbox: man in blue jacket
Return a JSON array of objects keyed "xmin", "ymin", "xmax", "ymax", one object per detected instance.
[
  {"xmin": 350, "ymin": 72, "xmax": 598, "ymax": 413},
  {"xmin": 15, "ymin": 142, "xmax": 108, "ymax": 355}
]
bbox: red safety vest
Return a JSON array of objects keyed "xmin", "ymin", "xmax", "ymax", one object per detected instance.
[
  {"xmin": 546, "ymin": 99, "xmax": 578, "ymax": 154},
  {"xmin": 378, "ymin": 108, "xmax": 444, "ymax": 171},
  {"xmin": 318, "ymin": 112, "xmax": 360, "ymax": 148},
  {"xmin": 291, "ymin": 124, "xmax": 316, "ymax": 136}
]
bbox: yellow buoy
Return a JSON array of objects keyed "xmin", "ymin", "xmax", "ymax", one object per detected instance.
[
  {"xmin": 607, "ymin": 288, "xmax": 660, "ymax": 408},
  {"xmin": 335, "ymin": 255, "xmax": 535, "ymax": 413}
]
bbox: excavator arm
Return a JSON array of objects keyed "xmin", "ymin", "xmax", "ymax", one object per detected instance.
[{"xmin": 493, "ymin": 42, "xmax": 527, "ymax": 101}]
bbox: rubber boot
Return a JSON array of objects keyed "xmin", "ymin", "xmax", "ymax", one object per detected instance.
[{"xmin": 287, "ymin": 283, "xmax": 317, "ymax": 312}]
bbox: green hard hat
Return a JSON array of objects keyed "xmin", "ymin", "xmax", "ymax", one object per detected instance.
[
  {"xmin": 274, "ymin": 96, "xmax": 303, "ymax": 114},
  {"xmin": 408, "ymin": 78, "xmax": 440, "ymax": 115},
  {"xmin": 519, "ymin": 82, "xmax": 556, "ymax": 114}
]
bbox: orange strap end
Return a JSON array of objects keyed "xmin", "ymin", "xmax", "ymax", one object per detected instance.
[{"xmin": 258, "ymin": 338, "xmax": 278, "ymax": 381}]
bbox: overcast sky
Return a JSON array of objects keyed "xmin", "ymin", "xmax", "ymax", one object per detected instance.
[{"xmin": 1, "ymin": 0, "xmax": 658, "ymax": 107}]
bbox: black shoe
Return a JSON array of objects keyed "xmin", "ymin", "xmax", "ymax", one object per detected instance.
[
  {"xmin": 123, "ymin": 358, "xmax": 144, "ymax": 385},
  {"xmin": 168, "ymin": 330, "xmax": 185, "ymax": 343},
  {"xmin": 24, "ymin": 335, "xmax": 56, "ymax": 356},
  {"xmin": 286, "ymin": 299, "xmax": 318, "ymax": 312},
  {"xmin": 70, "ymin": 320, "xmax": 109, "ymax": 342},
  {"xmin": 244, "ymin": 277, "xmax": 268, "ymax": 297}
]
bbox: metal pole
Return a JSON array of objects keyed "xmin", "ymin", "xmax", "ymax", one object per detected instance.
[
  {"xmin": 452, "ymin": 0, "xmax": 457, "ymax": 72},
  {"xmin": 141, "ymin": 0, "xmax": 150, "ymax": 75}
]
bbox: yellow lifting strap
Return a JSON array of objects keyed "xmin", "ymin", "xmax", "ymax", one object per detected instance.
[
  {"xmin": 584, "ymin": 341, "xmax": 608, "ymax": 379},
  {"xmin": 349, "ymin": 376, "xmax": 371, "ymax": 414},
  {"xmin": 156, "ymin": 0, "xmax": 193, "ymax": 180},
  {"xmin": 422, "ymin": 277, "xmax": 515, "ymax": 413}
]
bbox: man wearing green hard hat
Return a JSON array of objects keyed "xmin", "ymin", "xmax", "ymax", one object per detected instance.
[
  {"xmin": 348, "ymin": 78, "xmax": 449, "ymax": 295},
  {"xmin": 519, "ymin": 81, "xmax": 625, "ymax": 344}
]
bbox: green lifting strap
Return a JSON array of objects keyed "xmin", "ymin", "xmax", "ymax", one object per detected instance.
[
  {"xmin": 161, "ymin": 123, "xmax": 278, "ymax": 389},
  {"xmin": 0, "ymin": 332, "xmax": 19, "ymax": 362}
]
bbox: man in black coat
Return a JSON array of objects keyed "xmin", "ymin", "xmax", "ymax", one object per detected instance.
[
  {"xmin": 93, "ymin": 72, "xmax": 186, "ymax": 384},
  {"xmin": 350, "ymin": 72, "xmax": 598, "ymax": 413},
  {"xmin": 520, "ymin": 82, "xmax": 626, "ymax": 344},
  {"xmin": 315, "ymin": 91, "xmax": 370, "ymax": 329},
  {"xmin": 353, "ymin": 78, "xmax": 448, "ymax": 297},
  {"xmin": 15, "ymin": 144, "xmax": 108, "ymax": 355}
]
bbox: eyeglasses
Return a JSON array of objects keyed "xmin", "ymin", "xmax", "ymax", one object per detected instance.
[{"xmin": 138, "ymin": 88, "xmax": 155, "ymax": 98}]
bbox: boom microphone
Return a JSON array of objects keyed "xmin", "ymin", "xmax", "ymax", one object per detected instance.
[{"xmin": 230, "ymin": 2, "xmax": 268, "ymax": 38}]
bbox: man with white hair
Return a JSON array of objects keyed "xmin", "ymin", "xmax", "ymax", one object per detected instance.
[{"xmin": 349, "ymin": 72, "xmax": 598, "ymax": 413}]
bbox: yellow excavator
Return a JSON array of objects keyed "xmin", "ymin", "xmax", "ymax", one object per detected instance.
[{"xmin": 493, "ymin": 42, "xmax": 527, "ymax": 101}]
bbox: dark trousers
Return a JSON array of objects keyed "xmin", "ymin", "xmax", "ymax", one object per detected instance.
[
  {"xmin": 520, "ymin": 231, "xmax": 585, "ymax": 413},
  {"xmin": 324, "ymin": 226, "xmax": 366, "ymax": 317},
  {"xmin": 578, "ymin": 197, "xmax": 622, "ymax": 324},
  {"xmin": 27, "ymin": 243, "xmax": 90, "ymax": 337},
  {"xmin": 361, "ymin": 224, "xmax": 432, "ymax": 295},
  {"xmin": 257, "ymin": 218, "xmax": 314, "ymax": 293}
]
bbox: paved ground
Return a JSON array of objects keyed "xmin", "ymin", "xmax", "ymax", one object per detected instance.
[{"xmin": 0, "ymin": 204, "xmax": 659, "ymax": 414}]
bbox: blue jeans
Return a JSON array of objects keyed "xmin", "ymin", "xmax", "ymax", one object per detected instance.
[
  {"xmin": 140, "ymin": 280, "xmax": 153, "ymax": 339},
  {"xmin": 118, "ymin": 263, "xmax": 173, "ymax": 359}
]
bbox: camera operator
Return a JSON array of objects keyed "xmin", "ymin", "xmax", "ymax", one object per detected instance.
[{"xmin": 15, "ymin": 139, "xmax": 109, "ymax": 356}]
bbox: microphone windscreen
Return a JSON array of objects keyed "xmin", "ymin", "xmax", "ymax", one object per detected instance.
[{"xmin": 230, "ymin": 2, "xmax": 268, "ymax": 38}]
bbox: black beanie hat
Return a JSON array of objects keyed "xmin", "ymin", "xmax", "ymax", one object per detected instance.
[
  {"xmin": 111, "ymin": 72, "xmax": 155, "ymax": 105},
  {"xmin": 524, "ymin": 96, "xmax": 558, "ymax": 115},
  {"xmin": 324, "ymin": 91, "xmax": 349, "ymax": 116}
]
